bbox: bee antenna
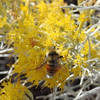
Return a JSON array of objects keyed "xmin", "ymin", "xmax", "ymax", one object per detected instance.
[
  {"xmin": 52, "ymin": 46, "xmax": 55, "ymax": 49},
  {"xmin": 59, "ymin": 56, "xmax": 63, "ymax": 58}
]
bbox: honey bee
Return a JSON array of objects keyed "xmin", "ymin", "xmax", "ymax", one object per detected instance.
[{"xmin": 35, "ymin": 47, "xmax": 63, "ymax": 77}]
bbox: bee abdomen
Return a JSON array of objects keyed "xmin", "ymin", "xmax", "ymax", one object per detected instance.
[
  {"xmin": 48, "ymin": 60, "xmax": 58, "ymax": 66},
  {"xmin": 46, "ymin": 64, "xmax": 60, "ymax": 74}
]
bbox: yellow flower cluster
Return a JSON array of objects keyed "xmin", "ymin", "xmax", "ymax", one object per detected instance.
[
  {"xmin": 0, "ymin": 81, "xmax": 33, "ymax": 100},
  {"xmin": 0, "ymin": 0, "xmax": 99, "ymax": 91}
]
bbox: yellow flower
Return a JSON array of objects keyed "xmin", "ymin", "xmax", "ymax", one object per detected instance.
[
  {"xmin": 0, "ymin": 81, "xmax": 32, "ymax": 100},
  {"xmin": 0, "ymin": 17, "xmax": 7, "ymax": 28},
  {"xmin": 72, "ymin": 66, "xmax": 82, "ymax": 77}
]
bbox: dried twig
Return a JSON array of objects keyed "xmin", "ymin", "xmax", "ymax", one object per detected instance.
[
  {"xmin": 61, "ymin": 5, "xmax": 100, "ymax": 11},
  {"xmin": 0, "ymin": 48, "xmax": 13, "ymax": 54},
  {"xmin": 76, "ymin": 87, "xmax": 100, "ymax": 100},
  {"xmin": 0, "ymin": 66, "xmax": 14, "ymax": 83},
  {"xmin": 0, "ymin": 71, "xmax": 9, "ymax": 74}
]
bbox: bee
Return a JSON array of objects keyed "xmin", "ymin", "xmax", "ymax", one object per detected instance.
[{"xmin": 35, "ymin": 47, "xmax": 63, "ymax": 77}]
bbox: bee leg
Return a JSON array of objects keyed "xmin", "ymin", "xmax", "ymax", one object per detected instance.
[
  {"xmin": 62, "ymin": 67, "xmax": 67, "ymax": 73},
  {"xmin": 46, "ymin": 74, "xmax": 53, "ymax": 78}
]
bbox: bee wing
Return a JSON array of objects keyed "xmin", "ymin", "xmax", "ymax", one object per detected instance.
[
  {"xmin": 35, "ymin": 60, "xmax": 47, "ymax": 70},
  {"xmin": 25, "ymin": 59, "xmax": 47, "ymax": 73}
]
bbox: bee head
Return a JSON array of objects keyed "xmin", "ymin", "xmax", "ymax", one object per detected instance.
[{"xmin": 47, "ymin": 46, "xmax": 63, "ymax": 58}]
